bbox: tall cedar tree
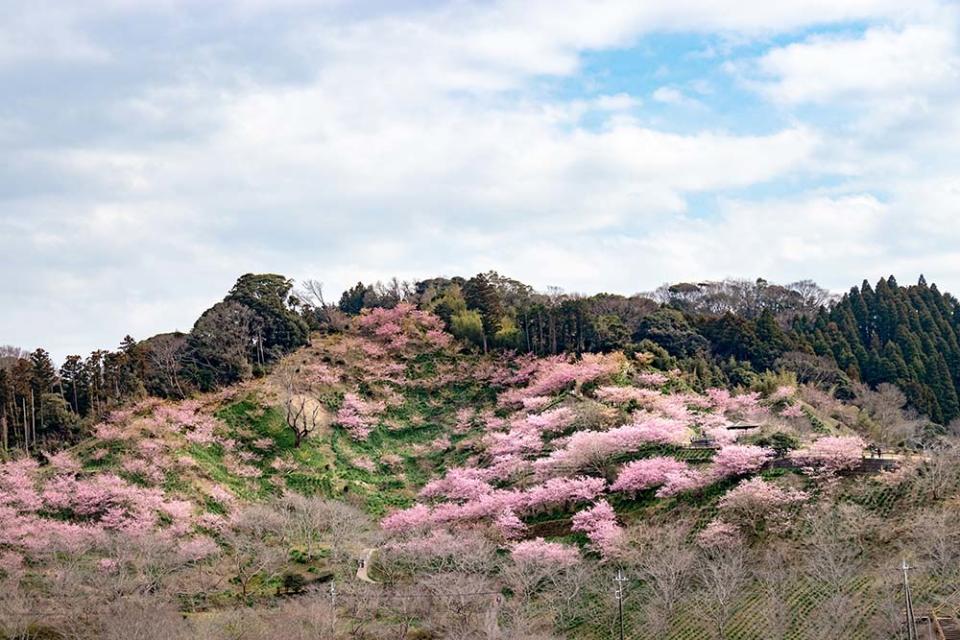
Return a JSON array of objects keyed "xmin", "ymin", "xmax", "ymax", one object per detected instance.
[{"xmin": 463, "ymin": 274, "xmax": 503, "ymax": 353}]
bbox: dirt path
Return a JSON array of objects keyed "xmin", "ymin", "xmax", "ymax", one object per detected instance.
[{"xmin": 356, "ymin": 548, "xmax": 377, "ymax": 583}]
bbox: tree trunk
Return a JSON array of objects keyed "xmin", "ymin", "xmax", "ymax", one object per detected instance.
[
  {"xmin": 537, "ymin": 311, "xmax": 544, "ymax": 355},
  {"xmin": 173, "ymin": 370, "xmax": 184, "ymax": 399},
  {"xmin": 523, "ymin": 310, "xmax": 531, "ymax": 353},
  {"xmin": 550, "ymin": 314, "xmax": 557, "ymax": 354},
  {"xmin": 22, "ymin": 397, "xmax": 28, "ymax": 451},
  {"xmin": 30, "ymin": 389, "xmax": 37, "ymax": 447}
]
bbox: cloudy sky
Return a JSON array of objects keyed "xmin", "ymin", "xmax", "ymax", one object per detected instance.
[{"xmin": 3, "ymin": 0, "xmax": 960, "ymax": 360}]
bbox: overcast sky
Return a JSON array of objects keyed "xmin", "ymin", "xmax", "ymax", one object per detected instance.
[{"xmin": 3, "ymin": 0, "xmax": 959, "ymax": 360}]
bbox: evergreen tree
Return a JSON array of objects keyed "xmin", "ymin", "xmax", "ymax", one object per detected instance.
[
  {"xmin": 59, "ymin": 355, "xmax": 88, "ymax": 415},
  {"xmin": 338, "ymin": 282, "xmax": 371, "ymax": 315},
  {"xmin": 463, "ymin": 273, "xmax": 503, "ymax": 354},
  {"xmin": 29, "ymin": 348, "xmax": 56, "ymax": 396}
]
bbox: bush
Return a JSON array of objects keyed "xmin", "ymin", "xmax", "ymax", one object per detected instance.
[
  {"xmin": 746, "ymin": 431, "xmax": 800, "ymax": 458},
  {"xmin": 280, "ymin": 572, "xmax": 307, "ymax": 594}
]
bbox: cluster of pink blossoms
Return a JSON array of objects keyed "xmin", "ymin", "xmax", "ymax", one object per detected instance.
[
  {"xmin": 780, "ymin": 403, "xmax": 806, "ymax": 418},
  {"xmin": 494, "ymin": 509, "xmax": 527, "ymax": 539},
  {"xmin": 335, "ymin": 392, "xmax": 385, "ymax": 440},
  {"xmin": 357, "ymin": 303, "xmax": 452, "ymax": 352},
  {"xmin": 594, "ymin": 386, "xmax": 660, "ymax": 406},
  {"xmin": 790, "ymin": 436, "xmax": 864, "ymax": 474},
  {"xmin": 453, "ymin": 407, "xmax": 477, "ymax": 433},
  {"xmin": 716, "ymin": 477, "xmax": 808, "ymax": 523},
  {"xmin": 611, "ymin": 457, "xmax": 690, "ymax": 494},
  {"xmin": 511, "ymin": 538, "xmax": 580, "ymax": 568},
  {"xmin": 303, "ymin": 362, "xmax": 340, "ymax": 386},
  {"xmin": 498, "ymin": 353, "xmax": 622, "ymax": 407},
  {"xmin": 571, "ymin": 500, "xmax": 623, "ymax": 557},
  {"xmin": 0, "ymin": 456, "xmax": 208, "ymax": 562},
  {"xmin": 483, "ymin": 353, "xmax": 540, "ymax": 387},
  {"xmin": 655, "ymin": 467, "xmax": 711, "ymax": 498},
  {"xmin": 523, "ymin": 476, "xmax": 607, "ymax": 514},
  {"xmin": 706, "ymin": 388, "xmax": 762, "ymax": 416},
  {"xmin": 768, "ymin": 385, "xmax": 797, "ymax": 403},
  {"xmin": 384, "ymin": 475, "xmax": 606, "ymax": 534},
  {"xmin": 696, "ymin": 520, "xmax": 741, "ymax": 549},
  {"xmin": 155, "ymin": 401, "xmax": 223, "ymax": 445},
  {"xmin": 710, "ymin": 444, "xmax": 774, "ymax": 478},
  {"xmin": 534, "ymin": 416, "xmax": 689, "ymax": 475},
  {"xmin": 635, "ymin": 371, "xmax": 669, "ymax": 387},
  {"xmin": 482, "ymin": 406, "xmax": 577, "ymax": 457},
  {"xmin": 607, "ymin": 444, "xmax": 772, "ymax": 499},
  {"xmin": 419, "ymin": 468, "xmax": 495, "ymax": 502}
]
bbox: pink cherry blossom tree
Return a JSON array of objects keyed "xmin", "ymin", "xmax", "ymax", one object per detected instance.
[
  {"xmin": 611, "ymin": 457, "xmax": 690, "ymax": 494},
  {"xmin": 790, "ymin": 436, "xmax": 865, "ymax": 474},
  {"xmin": 335, "ymin": 392, "xmax": 385, "ymax": 441},
  {"xmin": 510, "ymin": 538, "xmax": 580, "ymax": 569},
  {"xmin": 710, "ymin": 444, "xmax": 774, "ymax": 478},
  {"xmin": 571, "ymin": 500, "xmax": 623, "ymax": 557},
  {"xmin": 717, "ymin": 477, "xmax": 808, "ymax": 538}
]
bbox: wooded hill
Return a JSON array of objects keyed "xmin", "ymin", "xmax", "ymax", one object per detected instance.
[{"xmin": 2, "ymin": 272, "xmax": 958, "ymax": 454}]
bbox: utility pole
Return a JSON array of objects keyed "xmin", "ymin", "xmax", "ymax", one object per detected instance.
[
  {"xmin": 615, "ymin": 568, "xmax": 627, "ymax": 640},
  {"xmin": 901, "ymin": 559, "xmax": 918, "ymax": 640},
  {"xmin": 329, "ymin": 581, "xmax": 338, "ymax": 636}
]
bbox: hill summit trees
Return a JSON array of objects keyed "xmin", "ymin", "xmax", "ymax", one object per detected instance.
[
  {"xmin": 796, "ymin": 276, "xmax": 960, "ymax": 424},
  {"xmin": 4, "ymin": 272, "xmax": 960, "ymax": 454}
]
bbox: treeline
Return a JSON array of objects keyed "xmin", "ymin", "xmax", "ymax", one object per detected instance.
[
  {"xmin": 335, "ymin": 273, "xmax": 960, "ymax": 426},
  {"xmin": 0, "ymin": 274, "xmax": 313, "ymax": 452},
  {"xmin": 335, "ymin": 273, "xmax": 826, "ymax": 376},
  {"xmin": 797, "ymin": 276, "xmax": 960, "ymax": 424},
  {"xmin": 3, "ymin": 271, "xmax": 960, "ymax": 453}
]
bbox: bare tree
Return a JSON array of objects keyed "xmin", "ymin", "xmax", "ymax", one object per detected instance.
[
  {"xmin": 622, "ymin": 521, "xmax": 696, "ymax": 636},
  {"xmin": 418, "ymin": 572, "xmax": 502, "ymax": 639},
  {"xmin": 297, "ymin": 279, "xmax": 339, "ymax": 329},
  {"xmin": 223, "ymin": 532, "xmax": 284, "ymax": 599},
  {"xmin": 298, "ymin": 279, "xmax": 327, "ymax": 309},
  {"xmin": 0, "ymin": 345, "xmax": 27, "ymax": 369},
  {"xmin": 695, "ymin": 545, "xmax": 748, "ymax": 640},
  {"xmin": 752, "ymin": 545, "xmax": 796, "ymax": 640},
  {"xmin": 145, "ymin": 333, "xmax": 187, "ymax": 398},
  {"xmin": 285, "ymin": 394, "xmax": 323, "ymax": 448},
  {"xmin": 278, "ymin": 494, "xmax": 379, "ymax": 570},
  {"xmin": 224, "ymin": 505, "xmax": 287, "ymax": 599},
  {"xmin": 97, "ymin": 595, "xmax": 191, "ymax": 640},
  {"xmin": 911, "ymin": 439, "xmax": 960, "ymax": 503},
  {"xmin": 796, "ymin": 503, "xmax": 879, "ymax": 639},
  {"xmin": 854, "ymin": 382, "xmax": 925, "ymax": 447},
  {"xmin": 275, "ymin": 360, "xmax": 329, "ymax": 448}
]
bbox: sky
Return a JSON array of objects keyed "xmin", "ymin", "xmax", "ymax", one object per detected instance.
[{"xmin": 2, "ymin": 0, "xmax": 960, "ymax": 361}]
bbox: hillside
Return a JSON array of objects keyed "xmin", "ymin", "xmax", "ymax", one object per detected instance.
[{"xmin": 3, "ymin": 303, "xmax": 960, "ymax": 639}]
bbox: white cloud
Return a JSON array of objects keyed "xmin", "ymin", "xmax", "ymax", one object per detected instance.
[
  {"xmin": 3, "ymin": 0, "xmax": 960, "ymax": 360},
  {"xmin": 652, "ymin": 86, "xmax": 703, "ymax": 108},
  {"xmin": 755, "ymin": 24, "xmax": 960, "ymax": 104},
  {"xmin": 0, "ymin": 6, "xmax": 109, "ymax": 66}
]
